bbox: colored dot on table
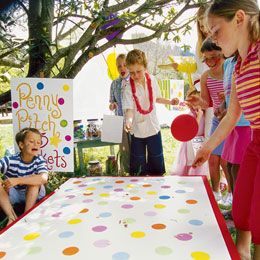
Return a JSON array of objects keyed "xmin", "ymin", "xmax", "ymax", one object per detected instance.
[
  {"xmin": 130, "ymin": 179, "xmax": 138, "ymax": 182},
  {"xmin": 73, "ymin": 181, "xmax": 81, "ymax": 184},
  {"xmin": 83, "ymin": 199, "xmax": 93, "ymax": 203},
  {"xmin": 115, "ymin": 180, "xmax": 124, "ymax": 184},
  {"xmin": 161, "ymin": 185, "xmax": 171, "ymax": 189},
  {"xmin": 159, "ymin": 195, "xmax": 171, "ymax": 200},
  {"xmin": 59, "ymin": 231, "xmax": 74, "ymax": 238},
  {"xmin": 144, "ymin": 211, "xmax": 157, "ymax": 217},
  {"xmin": 63, "ymin": 147, "xmax": 70, "ymax": 154},
  {"xmin": 175, "ymin": 233, "xmax": 193, "ymax": 241},
  {"xmin": 86, "ymin": 187, "xmax": 96, "ymax": 191},
  {"xmin": 178, "ymin": 208, "xmax": 190, "ymax": 214},
  {"xmin": 189, "ymin": 219, "xmax": 203, "ymax": 226},
  {"xmin": 143, "ymin": 184, "xmax": 152, "ymax": 187},
  {"xmin": 93, "ymin": 239, "xmax": 111, "ymax": 248},
  {"xmin": 122, "ymin": 218, "xmax": 136, "ymax": 224},
  {"xmin": 98, "ymin": 201, "xmax": 108, "ymax": 205},
  {"xmin": 66, "ymin": 195, "xmax": 75, "ymax": 199},
  {"xmin": 99, "ymin": 193, "xmax": 110, "ymax": 197},
  {"xmin": 63, "ymin": 84, "xmax": 70, "ymax": 91},
  {"xmin": 78, "ymin": 184, "xmax": 88, "ymax": 188},
  {"xmin": 65, "ymin": 135, "xmax": 71, "ymax": 141},
  {"xmin": 126, "ymin": 184, "xmax": 135, "ymax": 188},
  {"xmin": 12, "ymin": 102, "xmax": 18, "ymax": 109},
  {"xmin": 147, "ymin": 191, "xmax": 157, "ymax": 195},
  {"xmin": 23, "ymin": 233, "xmax": 40, "ymax": 241},
  {"xmin": 99, "ymin": 212, "xmax": 112, "ymax": 218},
  {"xmin": 121, "ymin": 204, "xmax": 134, "ymax": 209},
  {"xmin": 84, "ymin": 192, "xmax": 93, "ymax": 196},
  {"xmin": 131, "ymin": 231, "xmax": 145, "ymax": 238},
  {"xmin": 37, "ymin": 82, "xmax": 44, "ymax": 90},
  {"xmin": 191, "ymin": 251, "xmax": 210, "ymax": 260},
  {"xmin": 178, "ymin": 181, "xmax": 186, "ymax": 184},
  {"xmin": 58, "ymin": 98, "xmax": 65, "ymax": 105},
  {"xmin": 67, "ymin": 219, "xmax": 82, "ymax": 224},
  {"xmin": 155, "ymin": 246, "xmax": 173, "ymax": 255},
  {"xmin": 0, "ymin": 252, "xmax": 6, "ymax": 259},
  {"xmin": 92, "ymin": 225, "xmax": 107, "ymax": 232},
  {"xmin": 130, "ymin": 196, "xmax": 141, "ymax": 201},
  {"xmin": 186, "ymin": 199, "xmax": 198, "ymax": 204},
  {"xmin": 114, "ymin": 188, "xmax": 124, "ymax": 192},
  {"xmin": 112, "ymin": 252, "xmax": 130, "ymax": 260},
  {"xmin": 175, "ymin": 189, "xmax": 186, "ymax": 193},
  {"xmin": 62, "ymin": 247, "xmax": 79, "ymax": 256},
  {"xmin": 60, "ymin": 119, "xmax": 68, "ymax": 127},
  {"xmin": 154, "ymin": 204, "xmax": 166, "ymax": 209},
  {"xmin": 79, "ymin": 208, "xmax": 89, "ymax": 213},
  {"xmin": 104, "ymin": 185, "xmax": 113, "ymax": 189},
  {"xmin": 151, "ymin": 223, "xmax": 166, "ymax": 230},
  {"xmin": 27, "ymin": 247, "xmax": 42, "ymax": 255}
]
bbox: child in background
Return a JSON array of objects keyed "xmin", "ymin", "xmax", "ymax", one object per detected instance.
[
  {"xmin": 171, "ymin": 88, "xmax": 208, "ymax": 176},
  {"xmin": 187, "ymin": 39, "xmax": 230, "ymax": 203},
  {"xmin": 221, "ymin": 57, "xmax": 252, "ymax": 206},
  {"xmin": 109, "ymin": 54, "xmax": 130, "ymax": 173},
  {"xmin": 192, "ymin": 1, "xmax": 259, "ymax": 259},
  {"xmin": 123, "ymin": 49, "xmax": 179, "ymax": 176},
  {"xmin": 0, "ymin": 127, "xmax": 48, "ymax": 225}
]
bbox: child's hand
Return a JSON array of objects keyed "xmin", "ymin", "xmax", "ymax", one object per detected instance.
[
  {"xmin": 109, "ymin": 102, "xmax": 118, "ymax": 111},
  {"xmin": 170, "ymin": 98, "xmax": 179, "ymax": 105},
  {"xmin": 192, "ymin": 146, "xmax": 211, "ymax": 168},
  {"xmin": 185, "ymin": 95, "xmax": 203, "ymax": 109},
  {"xmin": 124, "ymin": 118, "xmax": 133, "ymax": 132},
  {"xmin": 3, "ymin": 178, "xmax": 19, "ymax": 191},
  {"xmin": 218, "ymin": 91, "xmax": 225, "ymax": 102}
]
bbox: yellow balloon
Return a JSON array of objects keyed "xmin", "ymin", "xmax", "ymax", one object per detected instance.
[
  {"xmin": 168, "ymin": 56, "xmax": 197, "ymax": 91},
  {"xmin": 107, "ymin": 52, "xmax": 119, "ymax": 80}
]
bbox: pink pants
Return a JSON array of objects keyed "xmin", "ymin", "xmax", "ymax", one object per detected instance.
[{"xmin": 232, "ymin": 129, "xmax": 260, "ymax": 243}]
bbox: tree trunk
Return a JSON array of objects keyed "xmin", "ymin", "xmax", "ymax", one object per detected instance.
[{"xmin": 27, "ymin": 0, "xmax": 54, "ymax": 77}]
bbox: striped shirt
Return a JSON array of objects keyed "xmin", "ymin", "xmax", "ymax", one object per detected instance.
[
  {"xmin": 207, "ymin": 76, "xmax": 224, "ymax": 110},
  {"xmin": 109, "ymin": 75, "xmax": 130, "ymax": 116},
  {"xmin": 234, "ymin": 41, "xmax": 260, "ymax": 129},
  {"xmin": 0, "ymin": 153, "xmax": 48, "ymax": 191}
]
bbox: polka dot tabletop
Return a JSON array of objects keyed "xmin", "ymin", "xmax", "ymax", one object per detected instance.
[{"xmin": 0, "ymin": 176, "xmax": 238, "ymax": 260}]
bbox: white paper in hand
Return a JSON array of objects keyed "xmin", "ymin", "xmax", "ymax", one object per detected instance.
[{"xmin": 101, "ymin": 115, "xmax": 124, "ymax": 143}]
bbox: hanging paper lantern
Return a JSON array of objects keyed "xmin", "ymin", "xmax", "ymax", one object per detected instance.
[
  {"xmin": 106, "ymin": 52, "xmax": 119, "ymax": 80},
  {"xmin": 101, "ymin": 13, "xmax": 123, "ymax": 41}
]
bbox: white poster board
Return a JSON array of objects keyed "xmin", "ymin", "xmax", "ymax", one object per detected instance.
[
  {"xmin": 101, "ymin": 114, "xmax": 123, "ymax": 143},
  {"xmin": 0, "ymin": 176, "xmax": 238, "ymax": 260},
  {"xmin": 11, "ymin": 78, "xmax": 73, "ymax": 172}
]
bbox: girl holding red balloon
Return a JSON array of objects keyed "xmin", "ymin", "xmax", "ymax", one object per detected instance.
[{"xmin": 123, "ymin": 49, "xmax": 179, "ymax": 176}]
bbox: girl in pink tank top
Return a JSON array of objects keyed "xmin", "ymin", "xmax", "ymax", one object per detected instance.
[{"xmin": 186, "ymin": 39, "xmax": 230, "ymax": 205}]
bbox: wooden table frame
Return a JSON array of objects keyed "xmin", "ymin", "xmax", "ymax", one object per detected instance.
[{"xmin": 74, "ymin": 139, "xmax": 119, "ymax": 175}]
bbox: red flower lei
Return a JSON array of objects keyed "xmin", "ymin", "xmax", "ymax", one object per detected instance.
[{"xmin": 130, "ymin": 73, "xmax": 153, "ymax": 115}]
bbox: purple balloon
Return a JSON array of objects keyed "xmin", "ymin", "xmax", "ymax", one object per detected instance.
[{"xmin": 101, "ymin": 13, "xmax": 123, "ymax": 41}]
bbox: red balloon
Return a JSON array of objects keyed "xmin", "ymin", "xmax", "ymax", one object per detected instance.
[{"xmin": 171, "ymin": 114, "xmax": 199, "ymax": 142}]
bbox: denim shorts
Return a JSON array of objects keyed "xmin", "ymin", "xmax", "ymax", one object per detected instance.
[{"xmin": 9, "ymin": 185, "xmax": 46, "ymax": 205}]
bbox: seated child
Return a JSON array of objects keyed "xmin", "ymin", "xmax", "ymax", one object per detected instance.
[{"xmin": 0, "ymin": 127, "xmax": 48, "ymax": 225}]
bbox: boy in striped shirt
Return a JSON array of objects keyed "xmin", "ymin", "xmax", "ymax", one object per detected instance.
[{"xmin": 0, "ymin": 128, "xmax": 48, "ymax": 225}]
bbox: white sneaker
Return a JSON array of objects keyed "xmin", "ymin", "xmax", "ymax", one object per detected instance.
[{"xmin": 213, "ymin": 191, "xmax": 222, "ymax": 202}]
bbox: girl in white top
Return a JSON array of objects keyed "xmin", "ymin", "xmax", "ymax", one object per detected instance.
[{"xmin": 123, "ymin": 49, "xmax": 178, "ymax": 176}]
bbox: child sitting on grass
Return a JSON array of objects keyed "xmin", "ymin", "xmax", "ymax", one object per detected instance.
[{"xmin": 0, "ymin": 127, "xmax": 48, "ymax": 225}]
